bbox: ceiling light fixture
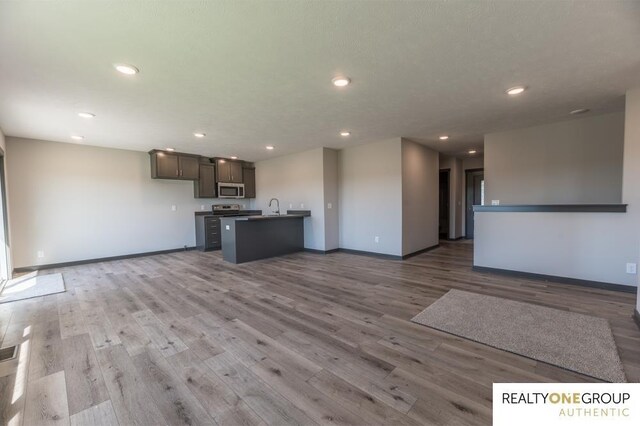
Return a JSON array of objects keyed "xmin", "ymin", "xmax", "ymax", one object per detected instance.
[
  {"xmin": 114, "ymin": 64, "xmax": 139, "ymax": 75},
  {"xmin": 468, "ymin": 149, "xmax": 477, "ymax": 154},
  {"xmin": 506, "ymin": 86, "xmax": 527, "ymax": 95},
  {"xmin": 230, "ymin": 156, "xmax": 238, "ymax": 160},
  {"xmin": 340, "ymin": 131, "xmax": 351, "ymax": 136},
  {"xmin": 266, "ymin": 145, "xmax": 275, "ymax": 150},
  {"xmin": 193, "ymin": 132, "xmax": 206, "ymax": 138},
  {"xmin": 166, "ymin": 147, "xmax": 175, "ymax": 151},
  {"xmin": 78, "ymin": 112, "xmax": 95, "ymax": 119},
  {"xmin": 570, "ymin": 108, "xmax": 590, "ymax": 115},
  {"xmin": 71, "ymin": 135, "xmax": 84, "ymax": 141},
  {"xmin": 332, "ymin": 76, "xmax": 351, "ymax": 87},
  {"xmin": 439, "ymin": 135, "xmax": 449, "ymax": 140}
]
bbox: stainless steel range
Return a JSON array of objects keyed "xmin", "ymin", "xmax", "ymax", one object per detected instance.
[{"xmin": 212, "ymin": 204, "xmax": 242, "ymax": 216}]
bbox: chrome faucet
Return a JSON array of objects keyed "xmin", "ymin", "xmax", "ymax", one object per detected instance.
[{"xmin": 268, "ymin": 198, "xmax": 280, "ymax": 215}]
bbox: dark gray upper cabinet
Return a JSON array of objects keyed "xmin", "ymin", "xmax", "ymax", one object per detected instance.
[
  {"xmin": 179, "ymin": 155, "xmax": 200, "ymax": 180},
  {"xmin": 243, "ymin": 166, "xmax": 256, "ymax": 198},
  {"xmin": 216, "ymin": 159, "xmax": 243, "ymax": 183},
  {"xmin": 194, "ymin": 160, "xmax": 216, "ymax": 198},
  {"xmin": 149, "ymin": 150, "xmax": 200, "ymax": 180}
]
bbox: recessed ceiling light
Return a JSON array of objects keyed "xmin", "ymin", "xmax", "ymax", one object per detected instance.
[
  {"xmin": 506, "ymin": 86, "xmax": 527, "ymax": 95},
  {"xmin": 166, "ymin": 147, "xmax": 175, "ymax": 151},
  {"xmin": 340, "ymin": 131, "xmax": 351, "ymax": 136},
  {"xmin": 332, "ymin": 76, "xmax": 351, "ymax": 87},
  {"xmin": 193, "ymin": 132, "xmax": 206, "ymax": 138},
  {"xmin": 468, "ymin": 149, "xmax": 477, "ymax": 154},
  {"xmin": 78, "ymin": 112, "xmax": 95, "ymax": 119},
  {"xmin": 570, "ymin": 108, "xmax": 590, "ymax": 115},
  {"xmin": 71, "ymin": 135, "xmax": 84, "ymax": 141},
  {"xmin": 230, "ymin": 156, "xmax": 238, "ymax": 160},
  {"xmin": 439, "ymin": 135, "xmax": 449, "ymax": 140},
  {"xmin": 266, "ymin": 145, "xmax": 275, "ymax": 150},
  {"xmin": 114, "ymin": 64, "xmax": 139, "ymax": 75}
]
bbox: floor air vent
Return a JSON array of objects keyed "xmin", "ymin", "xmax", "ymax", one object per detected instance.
[{"xmin": 0, "ymin": 345, "xmax": 17, "ymax": 362}]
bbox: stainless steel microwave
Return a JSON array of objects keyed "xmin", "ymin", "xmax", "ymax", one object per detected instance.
[{"xmin": 218, "ymin": 182, "xmax": 245, "ymax": 198}]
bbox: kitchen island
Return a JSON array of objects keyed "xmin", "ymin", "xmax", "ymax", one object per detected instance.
[{"xmin": 220, "ymin": 212, "xmax": 310, "ymax": 263}]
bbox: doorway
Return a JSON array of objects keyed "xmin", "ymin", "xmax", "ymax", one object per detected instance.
[
  {"xmin": 439, "ymin": 169, "xmax": 450, "ymax": 239},
  {"xmin": 465, "ymin": 168, "xmax": 484, "ymax": 239}
]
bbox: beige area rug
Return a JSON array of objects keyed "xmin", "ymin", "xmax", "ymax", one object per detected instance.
[
  {"xmin": 411, "ymin": 289, "xmax": 626, "ymax": 382},
  {"xmin": 0, "ymin": 273, "xmax": 65, "ymax": 303}
]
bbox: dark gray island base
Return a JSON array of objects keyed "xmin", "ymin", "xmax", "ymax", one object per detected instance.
[{"xmin": 220, "ymin": 214, "xmax": 308, "ymax": 263}]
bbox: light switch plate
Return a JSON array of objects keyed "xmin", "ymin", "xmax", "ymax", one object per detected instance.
[
  {"xmin": 37, "ymin": 250, "xmax": 44, "ymax": 258},
  {"xmin": 225, "ymin": 225, "xmax": 230, "ymax": 230},
  {"xmin": 171, "ymin": 205, "xmax": 177, "ymax": 211},
  {"xmin": 626, "ymin": 263, "xmax": 637, "ymax": 274},
  {"xmin": 327, "ymin": 203, "xmax": 332, "ymax": 209}
]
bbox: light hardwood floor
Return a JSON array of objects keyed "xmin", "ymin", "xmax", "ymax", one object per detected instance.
[{"xmin": 0, "ymin": 241, "xmax": 638, "ymax": 425}]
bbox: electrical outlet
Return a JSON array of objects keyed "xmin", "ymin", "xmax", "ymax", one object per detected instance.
[
  {"xmin": 626, "ymin": 263, "xmax": 637, "ymax": 274},
  {"xmin": 200, "ymin": 205, "xmax": 205, "ymax": 210},
  {"xmin": 37, "ymin": 250, "xmax": 44, "ymax": 258},
  {"xmin": 300, "ymin": 203, "xmax": 304, "ymax": 208},
  {"xmin": 289, "ymin": 203, "xmax": 293, "ymax": 209},
  {"xmin": 171, "ymin": 205, "xmax": 177, "ymax": 211},
  {"xmin": 225, "ymin": 225, "xmax": 230, "ymax": 230},
  {"xmin": 491, "ymin": 200, "xmax": 500, "ymax": 206},
  {"xmin": 374, "ymin": 236, "xmax": 379, "ymax": 244},
  {"xmin": 327, "ymin": 203, "xmax": 332, "ymax": 209}
]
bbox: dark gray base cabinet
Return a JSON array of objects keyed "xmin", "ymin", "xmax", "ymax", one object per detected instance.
[{"xmin": 195, "ymin": 216, "xmax": 221, "ymax": 251}]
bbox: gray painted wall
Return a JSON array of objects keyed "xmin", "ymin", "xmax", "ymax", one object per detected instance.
[
  {"xmin": 0, "ymin": 128, "xmax": 8, "ymax": 280},
  {"xmin": 622, "ymin": 91, "xmax": 640, "ymax": 303},
  {"xmin": 475, "ymin": 98, "xmax": 640, "ymax": 290},
  {"xmin": 339, "ymin": 138, "xmax": 403, "ymax": 256},
  {"xmin": 401, "ymin": 139, "xmax": 439, "ymax": 255},
  {"xmin": 484, "ymin": 112, "xmax": 624, "ymax": 204},
  {"xmin": 474, "ymin": 211, "xmax": 637, "ymax": 286},
  {"xmin": 323, "ymin": 148, "xmax": 339, "ymax": 250},
  {"xmin": 254, "ymin": 148, "xmax": 326, "ymax": 250},
  {"xmin": 6, "ymin": 137, "xmax": 242, "ymax": 268}
]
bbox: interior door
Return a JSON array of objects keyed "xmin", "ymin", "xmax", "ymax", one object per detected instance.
[
  {"xmin": 439, "ymin": 170, "xmax": 450, "ymax": 239},
  {"xmin": 465, "ymin": 169, "xmax": 484, "ymax": 239}
]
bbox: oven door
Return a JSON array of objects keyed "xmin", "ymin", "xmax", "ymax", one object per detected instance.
[{"xmin": 218, "ymin": 183, "xmax": 245, "ymax": 198}]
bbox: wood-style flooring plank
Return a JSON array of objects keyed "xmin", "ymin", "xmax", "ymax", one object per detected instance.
[
  {"xmin": 23, "ymin": 370, "xmax": 70, "ymax": 426},
  {"xmin": 95, "ymin": 344, "xmax": 167, "ymax": 426},
  {"xmin": 69, "ymin": 400, "xmax": 119, "ymax": 426},
  {"xmin": 62, "ymin": 333, "xmax": 110, "ymax": 415}
]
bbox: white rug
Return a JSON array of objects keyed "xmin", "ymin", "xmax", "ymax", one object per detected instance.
[{"xmin": 0, "ymin": 273, "xmax": 66, "ymax": 303}]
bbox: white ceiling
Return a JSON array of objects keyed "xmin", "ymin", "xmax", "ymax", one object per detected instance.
[{"xmin": 1, "ymin": 1, "xmax": 639, "ymax": 161}]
